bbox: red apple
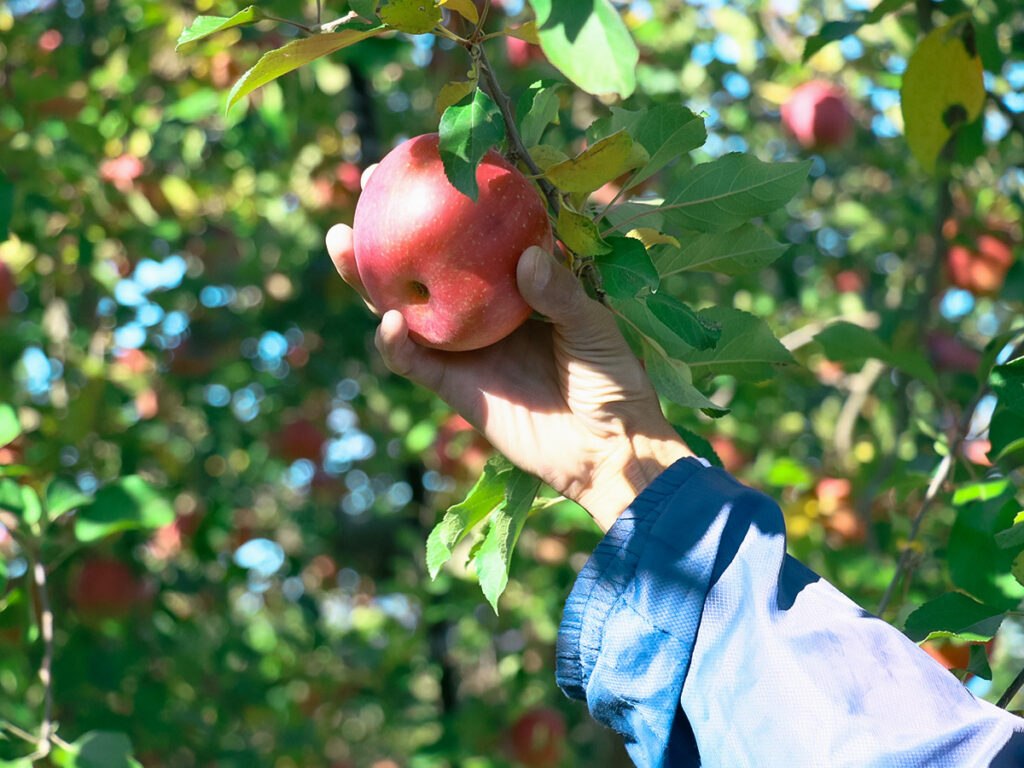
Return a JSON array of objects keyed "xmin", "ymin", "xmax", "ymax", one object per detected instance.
[
  {"xmin": 507, "ymin": 707, "xmax": 566, "ymax": 768},
  {"xmin": 947, "ymin": 235, "xmax": 1015, "ymax": 296},
  {"xmin": 782, "ymin": 81, "xmax": 854, "ymax": 150},
  {"xmin": 279, "ymin": 418, "xmax": 325, "ymax": 463},
  {"xmin": 506, "ymin": 36, "xmax": 546, "ymax": 68},
  {"xmin": 926, "ymin": 332, "xmax": 980, "ymax": 374},
  {"xmin": 72, "ymin": 558, "xmax": 150, "ymax": 618},
  {"xmin": 352, "ymin": 133, "xmax": 553, "ymax": 351}
]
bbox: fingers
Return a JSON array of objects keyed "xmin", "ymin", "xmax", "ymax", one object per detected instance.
[
  {"xmin": 326, "ymin": 223, "xmax": 377, "ymax": 314},
  {"xmin": 374, "ymin": 310, "xmax": 444, "ymax": 391},
  {"xmin": 516, "ymin": 246, "xmax": 622, "ymax": 348}
]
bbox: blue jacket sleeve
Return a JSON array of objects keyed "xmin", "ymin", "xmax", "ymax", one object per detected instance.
[{"xmin": 556, "ymin": 458, "xmax": 1024, "ymax": 767}]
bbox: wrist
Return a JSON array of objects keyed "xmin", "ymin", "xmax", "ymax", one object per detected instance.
[{"xmin": 578, "ymin": 434, "xmax": 693, "ymax": 532}]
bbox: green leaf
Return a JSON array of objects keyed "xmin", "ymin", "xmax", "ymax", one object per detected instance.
[
  {"xmin": 0, "ymin": 405, "xmax": 20, "ymax": 448},
  {"xmin": 901, "ymin": 18, "xmax": 985, "ymax": 173},
  {"xmin": 801, "ymin": 0, "xmax": 909, "ymax": 62},
  {"xmin": 438, "ymin": 89, "xmax": 504, "ymax": 202},
  {"xmin": 227, "ymin": 22, "xmax": 384, "ymax": 110},
  {"xmin": 439, "ymin": 0, "xmax": 478, "ymax": 24},
  {"xmin": 968, "ymin": 643, "xmax": 992, "ymax": 680},
  {"xmin": 425, "ymin": 455, "xmax": 513, "ymax": 579},
  {"xmin": 613, "ymin": 297, "xmax": 698, "ymax": 359},
  {"xmin": 643, "ymin": 342, "xmax": 724, "ymax": 413},
  {"xmin": 994, "ymin": 515, "xmax": 1024, "ymax": 550},
  {"xmin": 949, "ymin": 498, "xmax": 1024, "ymax": 609},
  {"xmin": 380, "ymin": 0, "xmax": 442, "ymax": 33},
  {"xmin": 556, "ymin": 206, "xmax": 610, "ymax": 256},
  {"xmin": 654, "ymin": 225, "xmax": 787, "ymax": 277},
  {"xmin": 20, "ymin": 487, "xmax": 41, "ymax": 526},
  {"xmin": 46, "ymin": 478, "xmax": 93, "ymax": 519},
  {"xmin": 589, "ymin": 105, "xmax": 707, "ymax": 188},
  {"xmin": 0, "ymin": 480, "xmax": 23, "ymax": 515},
  {"xmin": 74, "ymin": 476, "xmax": 175, "ymax": 543},
  {"xmin": 977, "ymin": 331, "xmax": 1018, "ymax": 381},
  {"xmin": 175, "ymin": 6, "xmax": 263, "ymax": 53},
  {"xmin": 0, "ymin": 558, "xmax": 6, "ymax": 596},
  {"xmin": 662, "ymin": 154, "xmax": 812, "ymax": 233},
  {"xmin": 594, "ymin": 236, "xmax": 659, "ymax": 299},
  {"xmin": 802, "ymin": 20, "xmax": 864, "ymax": 62},
  {"xmin": 544, "ymin": 130, "xmax": 647, "ymax": 194},
  {"xmin": 472, "ymin": 469, "xmax": 542, "ymax": 613},
  {"xmin": 528, "ymin": 0, "xmax": 638, "ymax": 98},
  {"xmin": 814, "ymin": 322, "xmax": 938, "ymax": 386},
  {"xmin": 645, "ymin": 293, "xmax": 720, "ymax": 351},
  {"xmin": 765, "ymin": 457, "xmax": 814, "ymax": 490},
  {"xmin": 988, "ymin": 406, "xmax": 1024, "ymax": 465},
  {"xmin": 52, "ymin": 730, "xmax": 142, "ymax": 768},
  {"xmin": 686, "ymin": 306, "xmax": 794, "ymax": 382},
  {"xmin": 952, "ymin": 478, "xmax": 1010, "ymax": 506},
  {"xmin": 517, "ymin": 80, "xmax": 562, "ymax": 148},
  {"xmin": 903, "ymin": 592, "xmax": 1006, "ymax": 643},
  {"xmin": 672, "ymin": 425, "xmax": 722, "ymax": 468},
  {"xmin": 0, "ymin": 175, "xmax": 13, "ymax": 240},
  {"xmin": 991, "ymin": 358, "xmax": 1024, "ymax": 417}
]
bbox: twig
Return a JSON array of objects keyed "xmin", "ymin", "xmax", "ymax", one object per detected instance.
[
  {"xmin": 876, "ymin": 450, "xmax": 953, "ymax": 615},
  {"xmin": 316, "ymin": 0, "xmax": 321, "ymax": 26},
  {"xmin": 318, "ymin": 11, "xmax": 359, "ymax": 33},
  {"xmin": 834, "ymin": 358, "xmax": 886, "ymax": 467},
  {"xmin": 262, "ymin": 14, "xmax": 314, "ymax": 34},
  {"xmin": 472, "ymin": 0, "xmax": 491, "ymax": 39},
  {"xmin": 0, "ymin": 720, "xmax": 39, "ymax": 744},
  {"xmin": 30, "ymin": 553, "xmax": 55, "ymax": 756},
  {"xmin": 997, "ymin": 665, "xmax": 1024, "ymax": 709},
  {"xmin": 473, "ymin": 43, "xmax": 560, "ymax": 214}
]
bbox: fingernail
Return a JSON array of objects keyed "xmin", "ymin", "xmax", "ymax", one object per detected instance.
[{"xmin": 530, "ymin": 247, "xmax": 550, "ymax": 290}]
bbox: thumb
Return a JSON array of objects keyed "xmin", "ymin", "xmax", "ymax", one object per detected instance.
[{"xmin": 516, "ymin": 246, "xmax": 620, "ymax": 345}]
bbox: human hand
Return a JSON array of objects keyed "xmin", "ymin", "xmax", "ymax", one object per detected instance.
[{"xmin": 326, "ymin": 225, "xmax": 692, "ymax": 531}]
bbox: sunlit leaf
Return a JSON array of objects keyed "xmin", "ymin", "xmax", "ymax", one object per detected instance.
[
  {"xmin": 46, "ymin": 478, "xmax": 93, "ymax": 519},
  {"xmin": 425, "ymin": 455, "xmax": 513, "ymax": 579},
  {"xmin": 507, "ymin": 20, "xmax": 540, "ymax": 44},
  {"xmin": 901, "ymin": 17, "xmax": 985, "ymax": 173},
  {"xmin": 528, "ymin": 0, "xmax": 637, "ymax": 98},
  {"xmin": 176, "ymin": 6, "xmax": 263, "ymax": 53},
  {"xmin": 439, "ymin": 0, "xmax": 478, "ymax": 25},
  {"xmin": 545, "ymin": 130, "xmax": 647, "ymax": 194},
  {"xmin": 74, "ymin": 476, "xmax": 175, "ymax": 543},
  {"xmin": 379, "ymin": 0, "xmax": 442, "ymax": 33},
  {"xmin": 0, "ymin": 405, "xmax": 20, "ymax": 448},
  {"xmin": 527, "ymin": 144, "xmax": 569, "ymax": 171},
  {"xmin": 227, "ymin": 22, "xmax": 384, "ymax": 109},
  {"xmin": 472, "ymin": 468, "xmax": 542, "ymax": 613},
  {"xmin": 52, "ymin": 730, "xmax": 142, "ymax": 768},
  {"xmin": 438, "ymin": 89, "xmax": 504, "ymax": 201},
  {"xmin": 435, "ymin": 76, "xmax": 477, "ymax": 115},
  {"xmin": 949, "ymin": 498, "xmax": 1024, "ymax": 609},
  {"xmin": 556, "ymin": 206, "xmax": 610, "ymax": 256}
]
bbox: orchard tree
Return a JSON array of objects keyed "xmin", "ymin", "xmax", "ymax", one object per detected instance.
[{"xmin": 0, "ymin": 0, "xmax": 1022, "ymax": 766}]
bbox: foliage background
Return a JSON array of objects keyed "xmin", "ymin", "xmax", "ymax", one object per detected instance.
[{"xmin": 0, "ymin": 0, "xmax": 1023, "ymax": 766}]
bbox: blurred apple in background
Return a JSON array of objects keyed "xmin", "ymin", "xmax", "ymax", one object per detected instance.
[
  {"xmin": 782, "ymin": 81, "xmax": 854, "ymax": 150},
  {"xmin": 946, "ymin": 234, "xmax": 1016, "ymax": 296},
  {"xmin": 72, "ymin": 558, "xmax": 151, "ymax": 619}
]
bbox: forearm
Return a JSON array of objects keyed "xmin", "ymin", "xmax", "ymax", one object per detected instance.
[{"xmin": 557, "ymin": 459, "xmax": 1024, "ymax": 767}]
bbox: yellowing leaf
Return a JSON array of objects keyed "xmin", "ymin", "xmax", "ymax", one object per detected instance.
[
  {"xmin": 506, "ymin": 21, "xmax": 540, "ymax": 44},
  {"xmin": 436, "ymin": 75, "xmax": 477, "ymax": 115},
  {"xmin": 901, "ymin": 17, "xmax": 984, "ymax": 173},
  {"xmin": 544, "ymin": 130, "xmax": 648, "ymax": 194},
  {"xmin": 626, "ymin": 228, "xmax": 679, "ymax": 248},
  {"xmin": 527, "ymin": 144, "xmax": 569, "ymax": 171},
  {"xmin": 439, "ymin": 0, "xmax": 478, "ymax": 24},
  {"xmin": 160, "ymin": 176, "xmax": 200, "ymax": 218},
  {"xmin": 380, "ymin": 0, "xmax": 442, "ymax": 34},
  {"xmin": 557, "ymin": 206, "xmax": 610, "ymax": 257}
]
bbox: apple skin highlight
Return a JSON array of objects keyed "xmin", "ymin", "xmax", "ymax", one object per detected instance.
[{"xmin": 353, "ymin": 133, "xmax": 553, "ymax": 352}]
